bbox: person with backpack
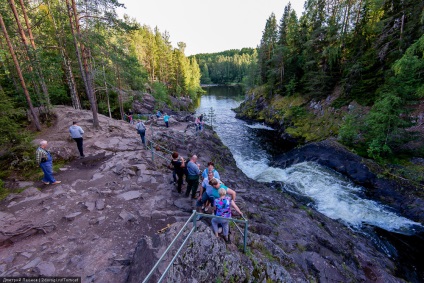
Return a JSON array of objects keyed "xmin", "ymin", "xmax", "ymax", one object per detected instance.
[{"xmin": 136, "ymin": 120, "xmax": 146, "ymax": 146}]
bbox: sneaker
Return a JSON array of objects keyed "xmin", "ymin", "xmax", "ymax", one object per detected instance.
[
  {"xmin": 52, "ymin": 181, "xmax": 62, "ymax": 185},
  {"xmin": 218, "ymin": 227, "xmax": 222, "ymax": 234}
]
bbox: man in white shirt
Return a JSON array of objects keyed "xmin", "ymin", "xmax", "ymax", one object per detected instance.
[{"xmin": 69, "ymin": 121, "xmax": 85, "ymax": 158}]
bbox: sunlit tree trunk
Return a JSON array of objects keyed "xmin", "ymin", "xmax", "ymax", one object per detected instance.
[
  {"xmin": 66, "ymin": 0, "xmax": 99, "ymax": 127},
  {"xmin": 102, "ymin": 63, "xmax": 111, "ymax": 118},
  {"xmin": 9, "ymin": 0, "xmax": 51, "ymax": 109},
  {"xmin": 116, "ymin": 66, "xmax": 124, "ymax": 120},
  {"xmin": 0, "ymin": 13, "xmax": 41, "ymax": 131},
  {"xmin": 46, "ymin": 0, "xmax": 81, "ymax": 110}
]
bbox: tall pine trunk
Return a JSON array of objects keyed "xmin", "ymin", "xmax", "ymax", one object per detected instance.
[
  {"xmin": 66, "ymin": 0, "xmax": 99, "ymax": 127},
  {"xmin": 46, "ymin": 0, "xmax": 81, "ymax": 110},
  {"xmin": 0, "ymin": 13, "xmax": 41, "ymax": 131},
  {"xmin": 9, "ymin": 0, "xmax": 51, "ymax": 109},
  {"xmin": 116, "ymin": 66, "xmax": 124, "ymax": 120},
  {"xmin": 102, "ymin": 63, "xmax": 112, "ymax": 118}
]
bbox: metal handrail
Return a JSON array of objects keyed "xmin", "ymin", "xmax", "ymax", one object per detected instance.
[
  {"xmin": 141, "ymin": 210, "xmax": 248, "ymax": 283},
  {"xmin": 146, "ymin": 139, "xmax": 173, "ymax": 163}
]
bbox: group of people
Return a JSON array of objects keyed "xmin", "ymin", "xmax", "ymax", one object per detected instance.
[
  {"xmin": 169, "ymin": 152, "xmax": 243, "ymax": 243},
  {"xmin": 36, "ymin": 121, "xmax": 85, "ymax": 185}
]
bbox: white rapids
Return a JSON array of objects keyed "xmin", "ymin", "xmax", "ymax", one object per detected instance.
[{"xmin": 197, "ymin": 88, "xmax": 422, "ymax": 234}]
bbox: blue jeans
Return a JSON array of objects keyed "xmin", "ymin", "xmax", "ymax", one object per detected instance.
[
  {"xmin": 40, "ymin": 161, "xmax": 56, "ymax": 183},
  {"xmin": 196, "ymin": 192, "xmax": 214, "ymax": 207},
  {"xmin": 212, "ymin": 218, "xmax": 229, "ymax": 236},
  {"xmin": 138, "ymin": 130, "xmax": 145, "ymax": 144}
]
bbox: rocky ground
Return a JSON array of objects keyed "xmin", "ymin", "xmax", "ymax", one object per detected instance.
[{"xmin": 0, "ymin": 106, "xmax": 409, "ymax": 282}]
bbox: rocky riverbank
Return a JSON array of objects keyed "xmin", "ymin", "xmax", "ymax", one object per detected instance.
[{"xmin": 0, "ymin": 106, "xmax": 409, "ymax": 282}]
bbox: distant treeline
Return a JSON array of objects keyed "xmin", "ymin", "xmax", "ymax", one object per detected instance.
[{"xmin": 191, "ymin": 48, "xmax": 257, "ymax": 85}]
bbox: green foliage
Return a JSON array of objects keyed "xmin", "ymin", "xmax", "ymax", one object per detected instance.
[
  {"xmin": 194, "ymin": 48, "xmax": 257, "ymax": 85},
  {"xmin": 151, "ymin": 82, "xmax": 170, "ymax": 104},
  {"xmin": 338, "ymin": 114, "xmax": 360, "ymax": 146}
]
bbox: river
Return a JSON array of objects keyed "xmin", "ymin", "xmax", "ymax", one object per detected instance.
[{"xmin": 197, "ymin": 86, "xmax": 423, "ymax": 281}]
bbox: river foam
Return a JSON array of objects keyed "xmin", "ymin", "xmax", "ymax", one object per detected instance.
[{"xmin": 255, "ymin": 162, "xmax": 422, "ymax": 234}]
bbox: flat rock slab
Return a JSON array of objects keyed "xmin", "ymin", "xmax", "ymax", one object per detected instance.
[
  {"xmin": 85, "ymin": 202, "xmax": 95, "ymax": 212},
  {"xmin": 119, "ymin": 210, "xmax": 136, "ymax": 222},
  {"xmin": 64, "ymin": 212, "xmax": 82, "ymax": 221},
  {"xmin": 36, "ymin": 261, "xmax": 56, "ymax": 276},
  {"xmin": 17, "ymin": 181, "xmax": 34, "ymax": 188},
  {"xmin": 117, "ymin": 191, "xmax": 142, "ymax": 201},
  {"xmin": 173, "ymin": 198, "xmax": 193, "ymax": 211},
  {"xmin": 22, "ymin": 257, "xmax": 42, "ymax": 270},
  {"xmin": 96, "ymin": 199, "xmax": 105, "ymax": 210},
  {"xmin": 20, "ymin": 187, "xmax": 39, "ymax": 197}
]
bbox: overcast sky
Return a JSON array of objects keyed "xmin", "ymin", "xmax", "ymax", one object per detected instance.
[{"xmin": 117, "ymin": 0, "xmax": 305, "ymax": 56}]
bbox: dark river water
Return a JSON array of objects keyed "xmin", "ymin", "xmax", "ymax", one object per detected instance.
[{"xmin": 196, "ymin": 86, "xmax": 424, "ymax": 282}]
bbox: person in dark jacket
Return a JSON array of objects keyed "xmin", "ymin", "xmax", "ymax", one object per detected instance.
[{"xmin": 170, "ymin": 152, "xmax": 185, "ymax": 193}]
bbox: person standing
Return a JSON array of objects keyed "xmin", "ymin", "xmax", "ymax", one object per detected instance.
[
  {"xmin": 199, "ymin": 114, "xmax": 204, "ymax": 131},
  {"xmin": 69, "ymin": 121, "xmax": 84, "ymax": 158},
  {"xmin": 201, "ymin": 162, "xmax": 220, "ymax": 180},
  {"xmin": 164, "ymin": 113, "xmax": 170, "ymax": 128},
  {"xmin": 127, "ymin": 109, "xmax": 134, "ymax": 124},
  {"xmin": 36, "ymin": 140, "xmax": 61, "ymax": 185},
  {"xmin": 185, "ymin": 155, "xmax": 200, "ymax": 198},
  {"xmin": 212, "ymin": 188, "xmax": 243, "ymax": 243},
  {"xmin": 170, "ymin": 152, "xmax": 185, "ymax": 193},
  {"xmin": 195, "ymin": 116, "xmax": 201, "ymax": 132},
  {"xmin": 136, "ymin": 120, "xmax": 146, "ymax": 146}
]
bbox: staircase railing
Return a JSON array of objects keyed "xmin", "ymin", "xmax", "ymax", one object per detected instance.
[{"xmin": 141, "ymin": 210, "xmax": 248, "ymax": 283}]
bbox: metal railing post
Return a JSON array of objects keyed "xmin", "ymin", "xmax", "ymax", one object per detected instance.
[
  {"xmin": 243, "ymin": 221, "xmax": 248, "ymax": 253},
  {"xmin": 192, "ymin": 210, "xmax": 197, "ymax": 231},
  {"xmin": 150, "ymin": 140, "xmax": 154, "ymax": 162}
]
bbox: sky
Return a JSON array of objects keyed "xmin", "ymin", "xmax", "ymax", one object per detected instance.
[{"xmin": 117, "ymin": 0, "xmax": 305, "ymax": 56}]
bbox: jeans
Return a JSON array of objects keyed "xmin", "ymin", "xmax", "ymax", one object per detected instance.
[
  {"xmin": 40, "ymin": 161, "xmax": 56, "ymax": 183},
  {"xmin": 138, "ymin": 131, "xmax": 145, "ymax": 145},
  {"xmin": 186, "ymin": 175, "xmax": 199, "ymax": 198},
  {"xmin": 165, "ymin": 121, "xmax": 169, "ymax": 128},
  {"xmin": 196, "ymin": 192, "xmax": 215, "ymax": 207},
  {"xmin": 73, "ymin": 137, "xmax": 84, "ymax": 157},
  {"xmin": 175, "ymin": 171, "xmax": 184, "ymax": 193},
  {"xmin": 212, "ymin": 218, "xmax": 229, "ymax": 236}
]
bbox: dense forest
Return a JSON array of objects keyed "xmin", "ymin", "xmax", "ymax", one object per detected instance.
[
  {"xmin": 234, "ymin": 0, "xmax": 424, "ymax": 163},
  {"xmin": 0, "ymin": 0, "xmax": 202, "ymax": 187},
  {"xmin": 192, "ymin": 48, "xmax": 257, "ymax": 85}
]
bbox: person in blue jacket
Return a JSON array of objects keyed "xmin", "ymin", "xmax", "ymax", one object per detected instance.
[
  {"xmin": 36, "ymin": 140, "xmax": 61, "ymax": 185},
  {"xmin": 164, "ymin": 113, "xmax": 170, "ymax": 128}
]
